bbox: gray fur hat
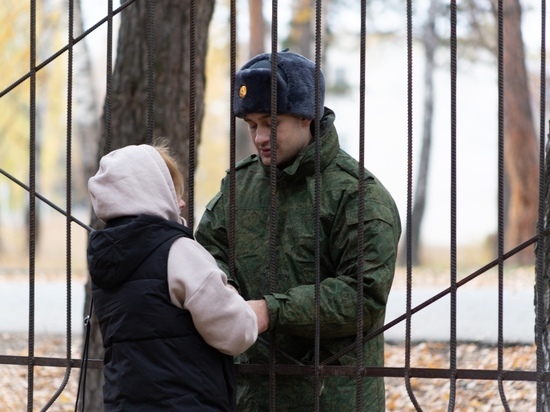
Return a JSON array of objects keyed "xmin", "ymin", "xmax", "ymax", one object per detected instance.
[{"xmin": 233, "ymin": 51, "xmax": 325, "ymax": 119}]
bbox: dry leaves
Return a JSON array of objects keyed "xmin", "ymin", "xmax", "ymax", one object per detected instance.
[
  {"xmin": 0, "ymin": 333, "xmax": 81, "ymax": 412},
  {"xmin": 0, "ymin": 333, "xmax": 539, "ymax": 411},
  {"xmin": 385, "ymin": 342, "xmax": 537, "ymax": 411}
]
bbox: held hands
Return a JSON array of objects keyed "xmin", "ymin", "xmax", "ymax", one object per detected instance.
[
  {"xmin": 247, "ymin": 299, "xmax": 269, "ymax": 334},
  {"xmin": 227, "ymin": 285, "xmax": 269, "ymax": 333}
]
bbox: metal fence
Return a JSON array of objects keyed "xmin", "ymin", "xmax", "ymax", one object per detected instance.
[{"xmin": 0, "ymin": 0, "xmax": 548, "ymax": 411}]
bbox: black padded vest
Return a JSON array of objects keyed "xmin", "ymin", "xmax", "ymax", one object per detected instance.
[{"xmin": 90, "ymin": 215, "xmax": 237, "ymax": 411}]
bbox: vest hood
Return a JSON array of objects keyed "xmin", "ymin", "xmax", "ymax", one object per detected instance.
[{"xmin": 88, "ymin": 215, "xmax": 193, "ymax": 289}]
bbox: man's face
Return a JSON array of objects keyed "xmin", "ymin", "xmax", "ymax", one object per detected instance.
[{"xmin": 243, "ymin": 113, "xmax": 312, "ymax": 167}]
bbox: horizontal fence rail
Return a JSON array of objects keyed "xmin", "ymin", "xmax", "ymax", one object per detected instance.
[{"xmin": 1, "ymin": 354, "xmax": 549, "ymax": 382}]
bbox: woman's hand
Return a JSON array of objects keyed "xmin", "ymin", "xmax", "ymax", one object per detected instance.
[{"xmin": 247, "ymin": 299, "xmax": 269, "ymax": 333}]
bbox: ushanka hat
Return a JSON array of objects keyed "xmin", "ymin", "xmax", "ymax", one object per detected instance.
[{"xmin": 233, "ymin": 50, "xmax": 325, "ymax": 119}]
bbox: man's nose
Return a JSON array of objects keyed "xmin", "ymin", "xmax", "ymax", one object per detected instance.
[{"xmin": 254, "ymin": 126, "xmax": 270, "ymax": 145}]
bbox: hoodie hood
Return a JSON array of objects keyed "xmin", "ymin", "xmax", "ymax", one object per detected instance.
[{"xmin": 88, "ymin": 144, "xmax": 181, "ymax": 223}]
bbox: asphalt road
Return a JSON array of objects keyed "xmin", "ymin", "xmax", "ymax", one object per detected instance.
[
  {"xmin": 385, "ymin": 286, "xmax": 534, "ymax": 344},
  {"xmin": 0, "ymin": 279, "xmax": 88, "ymax": 335},
  {"xmin": 0, "ymin": 279, "xmax": 536, "ymax": 344}
]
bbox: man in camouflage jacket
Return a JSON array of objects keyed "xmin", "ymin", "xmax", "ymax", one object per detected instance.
[{"xmin": 195, "ymin": 50, "xmax": 401, "ymax": 411}]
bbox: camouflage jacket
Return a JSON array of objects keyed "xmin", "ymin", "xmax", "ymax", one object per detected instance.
[{"xmin": 196, "ymin": 108, "xmax": 401, "ymax": 411}]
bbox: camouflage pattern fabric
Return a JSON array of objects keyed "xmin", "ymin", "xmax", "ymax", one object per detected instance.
[{"xmin": 196, "ymin": 108, "xmax": 401, "ymax": 411}]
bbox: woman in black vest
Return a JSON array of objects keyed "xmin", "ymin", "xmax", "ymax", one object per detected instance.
[{"xmin": 87, "ymin": 142, "xmax": 258, "ymax": 411}]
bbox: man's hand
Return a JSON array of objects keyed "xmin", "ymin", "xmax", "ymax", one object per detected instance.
[{"xmin": 247, "ymin": 299, "xmax": 269, "ymax": 333}]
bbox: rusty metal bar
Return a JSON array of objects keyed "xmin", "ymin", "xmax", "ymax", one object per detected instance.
[
  {"xmin": 404, "ymin": 0, "xmax": 421, "ymax": 405},
  {"xmin": 228, "ymin": 0, "xmax": 236, "ymax": 282},
  {"xmin": 535, "ymin": 0, "xmax": 548, "ymax": 405},
  {"xmin": 188, "ymin": 0, "xmax": 196, "ymax": 228},
  {"xmin": 3, "ymin": 354, "xmax": 547, "ymax": 383},
  {"xmin": 268, "ymin": 3, "xmax": 279, "ymax": 411},
  {"xmin": 237, "ymin": 365, "xmax": 550, "ymax": 382},
  {"xmin": 495, "ymin": 0, "xmax": 511, "ymax": 408},
  {"xmin": 39, "ymin": 0, "xmax": 76, "ymax": 410},
  {"xmin": 313, "ymin": 1, "xmax": 323, "ymax": 410},
  {"xmin": 146, "ymin": 0, "xmax": 155, "ymax": 143},
  {"xmin": 104, "ymin": 0, "xmax": 114, "ymax": 154},
  {"xmin": 0, "ymin": 355, "xmax": 103, "ymax": 370},
  {"xmin": 356, "ymin": 1, "xmax": 366, "ymax": 410},
  {"xmin": 448, "ymin": 0, "xmax": 459, "ymax": 407},
  {"xmin": 27, "ymin": 0, "xmax": 37, "ymax": 409},
  {"xmin": 0, "ymin": 168, "xmax": 92, "ymax": 231}
]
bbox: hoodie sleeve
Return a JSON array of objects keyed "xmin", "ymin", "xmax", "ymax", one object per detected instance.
[{"xmin": 167, "ymin": 237, "xmax": 258, "ymax": 356}]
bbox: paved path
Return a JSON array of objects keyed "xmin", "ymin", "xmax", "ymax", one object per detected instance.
[
  {"xmin": 385, "ymin": 286, "xmax": 534, "ymax": 344},
  {"xmin": 0, "ymin": 279, "xmax": 87, "ymax": 335},
  {"xmin": 0, "ymin": 279, "xmax": 536, "ymax": 344}
]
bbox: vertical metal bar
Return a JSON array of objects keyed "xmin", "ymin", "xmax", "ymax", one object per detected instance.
[
  {"xmin": 229, "ymin": 1, "xmax": 237, "ymax": 282},
  {"xmin": 65, "ymin": 0, "xmax": 74, "ymax": 373},
  {"xmin": 496, "ymin": 0, "xmax": 512, "ymax": 408},
  {"xmin": 269, "ymin": 3, "xmax": 279, "ymax": 411},
  {"xmin": 313, "ymin": 2, "xmax": 323, "ymax": 410},
  {"xmin": 355, "ymin": 1, "xmax": 367, "ymax": 410},
  {"xmin": 535, "ymin": 0, "xmax": 547, "ymax": 407},
  {"xmin": 41, "ymin": 3, "xmax": 75, "ymax": 407},
  {"xmin": 27, "ymin": 0, "xmax": 37, "ymax": 409},
  {"xmin": 188, "ymin": 0, "xmax": 196, "ymax": 228},
  {"xmin": 146, "ymin": 0, "xmax": 155, "ymax": 144},
  {"xmin": 105, "ymin": 0, "xmax": 114, "ymax": 154},
  {"xmin": 448, "ymin": 0, "xmax": 458, "ymax": 408},
  {"xmin": 404, "ymin": 0, "xmax": 422, "ymax": 406}
]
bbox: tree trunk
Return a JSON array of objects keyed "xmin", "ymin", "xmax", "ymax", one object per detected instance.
[
  {"xmin": 403, "ymin": 0, "xmax": 438, "ymax": 266},
  {"xmin": 538, "ymin": 125, "xmax": 550, "ymax": 411},
  {"xmin": 234, "ymin": 0, "xmax": 266, "ymax": 163},
  {"xmin": 73, "ymin": 0, "xmax": 101, "ymax": 203},
  {"xmin": 285, "ymin": 0, "xmax": 323, "ymax": 60},
  {"xmin": 284, "ymin": 0, "xmax": 325, "ymax": 61},
  {"xmin": 502, "ymin": 0, "xmax": 538, "ymax": 265},
  {"xmin": 81, "ymin": 1, "xmax": 214, "ymax": 410},
  {"xmin": 248, "ymin": 0, "xmax": 265, "ymax": 58}
]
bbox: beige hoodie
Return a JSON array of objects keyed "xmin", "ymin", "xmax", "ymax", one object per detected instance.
[{"xmin": 88, "ymin": 144, "xmax": 257, "ymax": 356}]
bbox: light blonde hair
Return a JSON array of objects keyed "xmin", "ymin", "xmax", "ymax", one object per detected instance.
[{"xmin": 153, "ymin": 139, "xmax": 185, "ymax": 201}]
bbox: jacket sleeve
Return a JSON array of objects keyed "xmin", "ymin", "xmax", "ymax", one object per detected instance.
[
  {"xmin": 264, "ymin": 191, "xmax": 401, "ymax": 339},
  {"xmin": 167, "ymin": 237, "xmax": 258, "ymax": 356},
  {"xmin": 194, "ymin": 190, "xmax": 236, "ymax": 286}
]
